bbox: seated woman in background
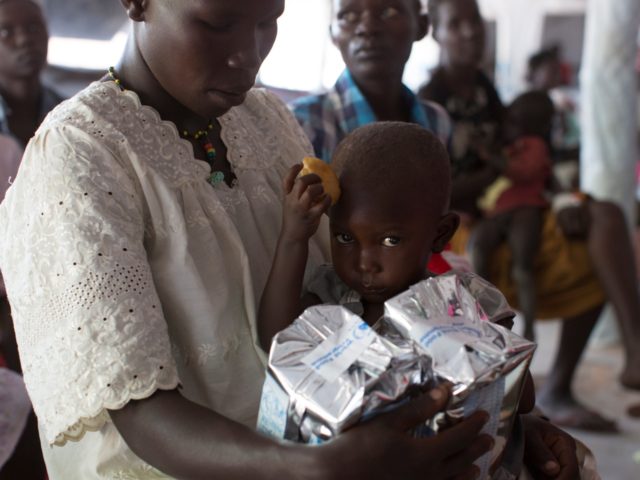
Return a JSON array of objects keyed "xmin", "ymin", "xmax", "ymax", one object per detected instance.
[
  {"xmin": 472, "ymin": 91, "xmax": 554, "ymax": 342},
  {"xmin": 0, "ymin": 0, "xmax": 64, "ymax": 147},
  {"xmin": 420, "ymin": 0, "xmax": 640, "ymax": 432}
]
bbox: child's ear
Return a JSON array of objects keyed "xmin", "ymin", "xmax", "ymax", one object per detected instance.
[
  {"xmin": 119, "ymin": 0, "xmax": 146, "ymax": 22},
  {"xmin": 431, "ymin": 212, "xmax": 460, "ymax": 253},
  {"xmin": 416, "ymin": 13, "xmax": 430, "ymax": 42}
]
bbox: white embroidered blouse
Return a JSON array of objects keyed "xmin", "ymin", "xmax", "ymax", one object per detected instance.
[{"xmin": 0, "ymin": 81, "xmax": 330, "ymax": 479}]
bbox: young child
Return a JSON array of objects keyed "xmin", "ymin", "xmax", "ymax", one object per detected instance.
[
  {"xmin": 472, "ymin": 91, "xmax": 554, "ymax": 341},
  {"xmin": 258, "ymin": 121, "xmax": 587, "ymax": 479},
  {"xmin": 258, "ymin": 122, "xmax": 458, "ymax": 338}
]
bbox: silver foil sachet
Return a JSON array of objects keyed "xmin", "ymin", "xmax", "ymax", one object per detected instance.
[
  {"xmin": 257, "ymin": 304, "xmax": 435, "ymax": 443},
  {"xmin": 382, "ymin": 272, "xmax": 537, "ymax": 478},
  {"xmin": 256, "ymin": 272, "xmax": 535, "ymax": 479}
]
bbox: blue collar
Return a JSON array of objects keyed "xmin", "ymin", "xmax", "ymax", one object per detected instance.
[{"xmin": 334, "ymin": 70, "xmax": 431, "ymax": 128}]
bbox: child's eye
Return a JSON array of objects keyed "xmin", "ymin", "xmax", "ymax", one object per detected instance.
[
  {"xmin": 334, "ymin": 233, "xmax": 354, "ymax": 244},
  {"xmin": 338, "ymin": 11, "xmax": 359, "ymax": 24},
  {"xmin": 379, "ymin": 7, "xmax": 399, "ymax": 20},
  {"xmin": 381, "ymin": 236, "xmax": 400, "ymax": 247},
  {"xmin": 0, "ymin": 26, "xmax": 13, "ymax": 40},
  {"xmin": 200, "ymin": 20, "xmax": 232, "ymax": 32}
]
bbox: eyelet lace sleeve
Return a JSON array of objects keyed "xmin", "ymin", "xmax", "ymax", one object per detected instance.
[{"xmin": 0, "ymin": 126, "xmax": 179, "ymax": 446}]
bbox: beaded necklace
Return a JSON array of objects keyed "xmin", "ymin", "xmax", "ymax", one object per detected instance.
[{"xmin": 107, "ymin": 67, "xmax": 232, "ymax": 187}]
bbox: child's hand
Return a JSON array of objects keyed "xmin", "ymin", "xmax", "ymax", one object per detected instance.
[
  {"xmin": 281, "ymin": 164, "xmax": 331, "ymax": 243},
  {"xmin": 553, "ymin": 194, "xmax": 590, "ymax": 239},
  {"xmin": 522, "ymin": 414, "xmax": 580, "ymax": 479},
  {"xmin": 316, "ymin": 385, "xmax": 494, "ymax": 480}
]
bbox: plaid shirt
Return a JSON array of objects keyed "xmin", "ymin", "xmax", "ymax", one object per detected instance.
[
  {"xmin": 0, "ymin": 86, "xmax": 64, "ymax": 146},
  {"xmin": 290, "ymin": 70, "xmax": 452, "ymax": 162}
]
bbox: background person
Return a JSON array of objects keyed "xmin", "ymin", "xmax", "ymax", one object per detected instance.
[
  {"xmin": 420, "ymin": 0, "xmax": 640, "ymax": 432},
  {"xmin": 472, "ymin": 91, "xmax": 554, "ymax": 342},
  {"xmin": 290, "ymin": 0, "xmax": 451, "ymax": 162},
  {"xmin": 0, "ymin": 0, "xmax": 63, "ymax": 146}
]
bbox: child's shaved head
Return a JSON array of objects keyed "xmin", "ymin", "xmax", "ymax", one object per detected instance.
[
  {"xmin": 328, "ymin": 122, "xmax": 458, "ymax": 309},
  {"xmin": 331, "ymin": 121, "xmax": 451, "ymax": 216}
]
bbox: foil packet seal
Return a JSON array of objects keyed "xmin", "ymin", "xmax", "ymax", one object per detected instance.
[
  {"xmin": 382, "ymin": 272, "xmax": 537, "ymax": 479},
  {"xmin": 257, "ymin": 304, "xmax": 435, "ymax": 443}
]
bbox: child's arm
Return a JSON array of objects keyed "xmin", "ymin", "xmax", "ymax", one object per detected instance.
[{"xmin": 257, "ymin": 165, "xmax": 331, "ymax": 351}]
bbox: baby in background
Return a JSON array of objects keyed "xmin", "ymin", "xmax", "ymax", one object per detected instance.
[{"xmin": 472, "ymin": 91, "xmax": 555, "ymax": 342}]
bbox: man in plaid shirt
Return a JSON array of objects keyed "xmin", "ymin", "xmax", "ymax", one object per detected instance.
[{"xmin": 290, "ymin": 1, "xmax": 450, "ymax": 163}]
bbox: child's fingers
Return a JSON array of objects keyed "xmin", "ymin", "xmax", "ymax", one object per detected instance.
[
  {"xmin": 298, "ymin": 182, "xmax": 326, "ymax": 210},
  {"xmin": 523, "ymin": 421, "xmax": 579, "ymax": 480},
  {"xmin": 291, "ymin": 172, "xmax": 323, "ymax": 201},
  {"xmin": 283, "ymin": 164, "xmax": 303, "ymax": 194},
  {"xmin": 308, "ymin": 193, "xmax": 332, "ymax": 217},
  {"xmin": 540, "ymin": 435, "xmax": 579, "ymax": 480}
]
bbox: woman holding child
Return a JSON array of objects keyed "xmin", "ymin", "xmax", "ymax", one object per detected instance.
[{"xmin": 0, "ymin": 0, "xmax": 495, "ymax": 478}]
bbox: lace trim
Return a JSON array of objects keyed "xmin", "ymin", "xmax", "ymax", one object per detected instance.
[{"xmin": 52, "ymin": 381, "xmax": 179, "ymax": 447}]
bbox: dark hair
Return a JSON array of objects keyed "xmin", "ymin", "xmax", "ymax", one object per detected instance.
[
  {"xmin": 507, "ymin": 90, "xmax": 555, "ymax": 141},
  {"xmin": 332, "ymin": 122, "xmax": 451, "ymax": 214},
  {"xmin": 428, "ymin": 0, "xmax": 477, "ymax": 29},
  {"xmin": 330, "ymin": 0, "xmax": 423, "ymax": 16},
  {"xmin": 527, "ymin": 45, "xmax": 560, "ymax": 75}
]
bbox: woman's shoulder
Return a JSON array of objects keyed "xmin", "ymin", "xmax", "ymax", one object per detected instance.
[
  {"xmin": 30, "ymin": 83, "xmax": 136, "ymax": 168},
  {"xmin": 35, "ymin": 82, "xmax": 202, "ymax": 184},
  {"xmin": 40, "ymin": 81, "xmax": 151, "ymax": 132}
]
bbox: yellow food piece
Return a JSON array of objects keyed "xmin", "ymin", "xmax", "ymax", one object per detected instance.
[{"xmin": 299, "ymin": 156, "xmax": 341, "ymax": 205}]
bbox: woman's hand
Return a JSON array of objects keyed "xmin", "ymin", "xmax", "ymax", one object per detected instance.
[
  {"xmin": 522, "ymin": 414, "xmax": 580, "ymax": 479},
  {"xmin": 312, "ymin": 385, "xmax": 494, "ymax": 480},
  {"xmin": 281, "ymin": 164, "xmax": 331, "ymax": 243}
]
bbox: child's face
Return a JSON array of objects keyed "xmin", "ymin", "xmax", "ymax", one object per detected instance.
[
  {"xmin": 0, "ymin": 0, "xmax": 48, "ymax": 81},
  {"xmin": 134, "ymin": 0, "xmax": 283, "ymax": 119},
  {"xmin": 329, "ymin": 181, "xmax": 455, "ymax": 305},
  {"xmin": 432, "ymin": 0, "xmax": 485, "ymax": 69},
  {"xmin": 529, "ymin": 60, "xmax": 562, "ymax": 91},
  {"xmin": 330, "ymin": 0, "xmax": 426, "ymax": 83}
]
